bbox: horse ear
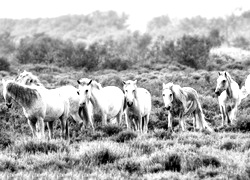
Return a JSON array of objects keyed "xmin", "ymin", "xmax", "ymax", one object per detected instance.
[
  {"xmin": 2, "ymin": 79, "xmax": 5, "ymax": 85},
  {"xmin": 122, "ymin": 81, "xmax": 126, "ymax": 85},
  {"xmin": 162, "ymin": 83, "xmax": 166, "ymax": 89},
  {"xmin": 77, "ymin": 80, "xmax": 81, "ymax": 84},
  {"xmin": 218, "ymin": 72, "xmax": 221, "ymax": 76},
  {"xmin": 224, "ymin": 71, "xmax": 228, "ymax": 77},
  {"xmin": 87, "ymin": 79, "xmax": 93, "ymax": 86}
]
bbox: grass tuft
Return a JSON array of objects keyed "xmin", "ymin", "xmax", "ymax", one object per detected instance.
[{"xmin": 112, "ymin": 130, "xmax": 137, "ymax": 143}]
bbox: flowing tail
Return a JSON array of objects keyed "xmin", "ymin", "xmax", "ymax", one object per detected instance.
[
  {"xmin": 197, "ymin": 100, "xmax": 214, "ymax": 133},
  {"xmin": 241, "ymin": 74, "xmax": 250, "ymax": 100}
]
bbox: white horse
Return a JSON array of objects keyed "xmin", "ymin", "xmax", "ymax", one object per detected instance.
[
  {"xmin": 215, "ymin": 71, "xmax": 245, "ymax": 127},
  {"xmin": 77, "ymin": 78, "xmax": 126, "ymax": 126},
  {"xmin": 2, "ymin": 79, "xmax": 70, "ymax": 140},
  {"xmin": 244, "ymin": 74, "xmax": 250, "ymax": 96},
  {"xmin": 123, "ymin": 80, "xmax": 151, "ymax": 133},
  {"xmin": 162, "ymin": 82, "xmax": 213, "ymax": 132},
  {"xmin": 15, "ymin": 70, "xmax": 94, "ymax": 130}
]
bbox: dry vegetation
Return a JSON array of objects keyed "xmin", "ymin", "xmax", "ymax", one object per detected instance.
[
  {"xmin": 0, "ymin": 64, "xmax": 250, "ymax": 179},
  {"xmin": 1, "ymin": 9, "xmax": 250, "ymax": 179}
]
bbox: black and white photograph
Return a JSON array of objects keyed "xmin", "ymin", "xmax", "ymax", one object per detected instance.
[{"xmin": 1, "ymin": 0, "xmax": 250, "ymax": 179}]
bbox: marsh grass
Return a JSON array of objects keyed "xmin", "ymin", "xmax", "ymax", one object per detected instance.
[{"xmin": 1, "ymin": 65, "xmax": 250, "ymax": 179}]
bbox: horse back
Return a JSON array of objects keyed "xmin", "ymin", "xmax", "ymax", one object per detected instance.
[{"xmin": 135, "ymin": 88, "xmax": 152, "ymax": 115}]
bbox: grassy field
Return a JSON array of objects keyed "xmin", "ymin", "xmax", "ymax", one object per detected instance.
[{"xmin": 1, "ymin": 63, "xmax": 250, "ymax": 179}]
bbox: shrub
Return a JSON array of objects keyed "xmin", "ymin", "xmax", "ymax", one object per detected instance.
[
  {"xmin": 241, "ymin": 140, "xmax": 250, "ymax": 152},
  {"xmin": 151, "ymin": 153, "xmax": 182, "ymax": 172},
  {"xmin": 174, "ymin": 35, "xmax": 212, "ymax": 69},
  {"xmin": 0, "ymin": 131, "xmax": 12, "ymax": 150},
  {"xmin": 0, "ymin": 159, "xmax": 18, "ymax": 172},
  {"xmin": 201, "ymin": 155, "xmax": 221, "ymax": 167},
  {"xmin": 81, "ymin": 148, "xmax": 120, "ymax": 166},
  {"xmin": 116, "ymin": 158, "xmax": 141, "ymax": 174},
  {"xmin": 219, "ymin": 140, "xmax": 239, "ymax": 150},
  {"xmin": 153, "ymin": 129, "xmax": 173, "ymax": 140},
  {"xmin": 112, "ymin": 130, "xmax": 137, "ymax": 143},
  {"xmin": 12, "ymin": 139, "xmax": 69, "ymax": 155},
  {"xmin": 0, "ymin": 57, "xmax": 10, "ymax": 71},
  {"xmin": 233, "ymin": 114, "xmax": 250, "ymax": 132},
  {"xmin": 98, "ymin": 124, "xmax": 123, "ymax": 136}
]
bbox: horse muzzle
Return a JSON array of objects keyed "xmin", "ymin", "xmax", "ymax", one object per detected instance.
[
  {"xmin": 164, "ymin": 106, "xmax": 171, "ymax": 111},
  {"xmin": 6, "ymin": 103, "xmax": 12, "ymax": 109},
  {"xmin": 79, "ymin": 102, "xmax": 86, "ymax": 108},
  {"xmin": 127, "ymin": 102, "xmax": 133, "ymax": 107},
  {"xmin": 214, "ymin": 90, "xmax": 221, "ymax": 96}
]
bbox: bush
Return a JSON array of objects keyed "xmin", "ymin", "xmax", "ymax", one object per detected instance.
[
  {"xmin": 0, "ymin": 131, "xmax": 12, "ymax": 150},
  {"xmin": 0, "ymin": 159, "xmax": 18, "ymax": 172},
  {"xmin": 98, "ymin": 124, "xmax": 123, "ymax": 136},
  {"xmin": 219, "ymin": 140, "xmax": 239, "ymax": 150},
  {"xmin": 12, "ymin": 139, "xmax": 69, "ymax": 155},
  {"xmin": 0, "ymin": 57, "xmax": 10, "ymax": 71},
  {"xmin": 153, "ymin": 129, "xmax": 173, "ymax": 140},
  {"xmin": 116, "ymin": 158, "xmax": 141, "ymax": 174},
  {"xmin": 112, "ymin": 130, "xmax": 137, "ymax": 143},
  {"xmin": 81, "ymin": 148, "xmax": 120, "ymax": 166},
  {"xmin": 174, "ymin": 35, "xmax": 212, "ymax": 69}
]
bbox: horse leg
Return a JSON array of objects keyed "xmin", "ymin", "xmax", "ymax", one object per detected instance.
[
  {"xmin": 37, "ymin": 117, "xmax": 45, "ymax": 139},
  {"xmin": 28, "ymin": 119, "xmax": 37, "ymax": 138},
  {"xmin": 102, "ymin": 112, "xmax": 107, "ymax": 126},
  {"xmin": 167, "ymin": 111, "xmax": 173, "ymax": 132},
  {"xmin": 47, "ymin": 121, "xmax": 54, "ymax": 140},
  {"xmin": 116, "ymin": 110, "xmax": 123, "ymax": 126},
  {"xmin": 124, "ymin": 109, "xmax": 130, "ymax": 130},
  {"xmin": 195, "ymin": 112, "xmax": 203, "ymax": 131},
  {"xmin": 145, "ymin": 114, "xmax": 150, "ymax": 133},
  {"xmin": 179, "ymin": 112, "xmax": 185, "ymax": 132},
  {"xmin": 138, "ymin": 114, "xmax": 143, "ymax": 133},
  {"xmin": 230, "ymin": 101, "xmax": 239, "ymax": 125},
  {"xmin": 192, "ymin": 112, "xmax": 197, "ymax": 131},
  {"xmin": 219, "ymin": 105, "xmax": 226, "ymax": 127}
]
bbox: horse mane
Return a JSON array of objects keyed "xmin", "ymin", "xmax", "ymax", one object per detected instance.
[
  {"xmin": 16, "ymin": 71, "xmax": 43, "ymax": 86},
  {"xmin": 91, "ymin": 80, "xmax": 102, "ymax": 90},
  {"xmin": 6, "ymin": 82, "xmax": 39, "ymax": 107},
  {"xmin": 78, "ymin": 78, "xmax": 102, "ymax": 89},
  {"xmin": 221, "ymin": 71, "xmax": 234, "ymax": 98},
  {"xmin": 168, "ymin": 83, "xmax": 188, "ymax": 109}
]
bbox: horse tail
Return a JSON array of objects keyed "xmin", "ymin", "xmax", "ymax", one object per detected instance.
[
  {"xmin": 123, "ymin": 96, "xmax": 127, "ymax": 112},
  {"xmin": 78, "ymin": 105, "xmax": 89, "ymax": 123},
  {"xmin": 183, "ymin": 101, "xmax": 195, "ymax": 116},
  {"xmin": 196, "ymin": 100, "xmax": 214, "ymax": 132}
]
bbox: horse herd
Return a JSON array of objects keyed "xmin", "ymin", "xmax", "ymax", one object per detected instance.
[{"xmin": 1, "ymin": 70, "xmax": 250, "ymax": 140}]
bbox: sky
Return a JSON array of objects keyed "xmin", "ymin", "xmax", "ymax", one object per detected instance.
[{"xmin": 0, "ymin": 0, "xmax": 249, "ymax": 31}]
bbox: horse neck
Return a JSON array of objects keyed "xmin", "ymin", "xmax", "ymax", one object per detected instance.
[
  {"xmin": 89, "ymin": 87, "xmax": 103, "ymax": 108},
  {"xmin": 133, "ymin": 88, "xmax": 139, "ymax": 106},
  {"xmin": 172, "ymin": 88, "xmax": 188, "ymax": 109},
  {"xmin": 7, "ymin": 83, "xmax": 37, "ymax": 108},
  {"xmin": 226, "ymin": 79, "xmax": 234, "ymax": 98}
]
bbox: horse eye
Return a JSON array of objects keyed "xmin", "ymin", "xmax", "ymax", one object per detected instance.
[
  {"xmin": 85, "ymin": 89, "xmax": 88, "ymax": 93},
  {"xmin": 162, "ymin": 94, "xmax": 165, "ymax": 97},
  {"xmin": 125, "ymin": 90, "xmax": 128, "ymax": 92},
  {"xmin": 170, "ymin": 94, "xmax": 173, "ymax": 97},
  {"xmin": 222, "ymin": 80, "xmax": 226, "ymax": 83},
  {"xmin": 77, "ymin": 91, "xmax": 80, "ymax": 95}
]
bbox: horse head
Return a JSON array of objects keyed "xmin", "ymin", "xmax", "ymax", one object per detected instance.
[
  {"xmin": 162, "ymin": 82, "xmax": 174, "ymax": 111},
  {"xmin": 215, "ymin": 71, "xmax": 230, "ymax": 96},
  {"xmin": 77, "ymin": 78, "xmax": 93, "ymax": 107},
  {"xmin": 2, "ymin": 79, "xmax": 13, "ymax": 108},
  {"xmin": 123, "ymin": 80, "xmax": 138, "ymax": 107},
  {"xmin": 16, "ymin": 70, "xmax": 41, "ymax": 86}
]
